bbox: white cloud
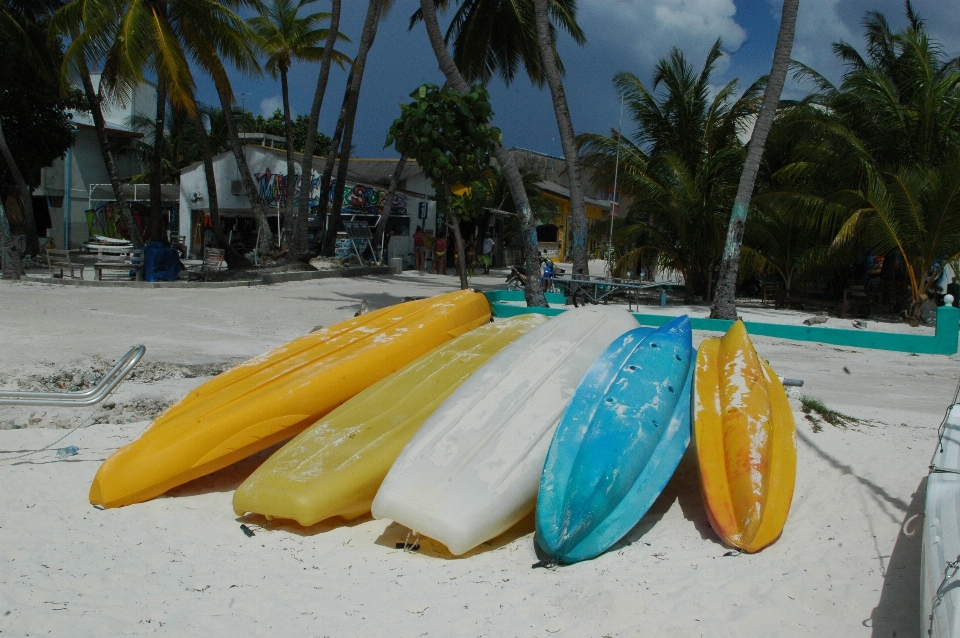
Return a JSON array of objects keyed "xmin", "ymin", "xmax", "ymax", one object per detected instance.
[
  {"xmin": 581, "ymin": 0, "xmax": 747, "ymax": 71},
  {"xmin": 259, "ymin": 95, "xmax": 283, "ymax": 117},
  {"xmin": 766, "ymin": 0, "xmax": 854, "ymax": 86}
]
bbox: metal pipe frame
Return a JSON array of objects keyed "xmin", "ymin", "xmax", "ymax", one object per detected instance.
[{"xmin": 0, "ymin": 345, "xmax": 146, "ymax": 407}]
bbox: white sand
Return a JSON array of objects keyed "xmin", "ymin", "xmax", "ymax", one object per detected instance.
[{"xmin": 1, "ymin": 270, "xmax": 955, "ymax": 636}]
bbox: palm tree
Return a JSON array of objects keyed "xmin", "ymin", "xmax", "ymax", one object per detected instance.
[
  {"xmin": 293, "ymin": 0, "xmax": 341, "ymax": 258},
  {"xmin": 52, "ymin": 2, "xmax": 143, "ymax": 246},
  {"xmin": 578, "ymin": 42, "xmax": 763, "ymax": 300},
  {"xmin": 410, "ymin": 0, "xmax": 588, "ymax": 276},
  {"xmin": 711, "ymin": 0, "xmax": 799, "ymax": 319},
  {"xmin": 774, "ymin": 3, "xmax": 960, "ymax": 318},
  {"xmin": 249, "ymin": 0, "xmax": 349, "ymax": 250},
  {"xmin": 532, "ymin": 0, "xmax": 587, "ymax": 277},
  {"xmin": 417, "ymin": 0, "xmax": 546, "ymax": 306},
  {"xmin": 833, "ymin": 160, "xmax": 960, "ymax": 318},
  {"xmin": 54, "ymin": 0, "xmax": 271, "ymax": 249},
  {"xmin": 320, "ymin": 0, "xmax": 393, "ymax": 257}
]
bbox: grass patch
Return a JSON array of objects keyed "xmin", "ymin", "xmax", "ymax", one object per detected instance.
[{"xmin": 800, "ymin": 396, "xmax": 863, "ymax": 431}]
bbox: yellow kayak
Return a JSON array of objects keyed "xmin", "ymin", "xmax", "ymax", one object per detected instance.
[
  {"xmin": 232, "ymin": 314, "xmax": 548, "ymax": 526},
  {"xmin": 90, "ymin": 290, "xmax": 491, "ymax": 509},
  {"xmin": 693, "ymin": 321, "xmax": 796, "ymax": 553}
]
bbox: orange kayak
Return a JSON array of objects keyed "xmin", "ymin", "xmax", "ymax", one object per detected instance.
[
  {"xmin": 90, "ymin": 290, "xmax": 491, "ymax": 509},
  {"xmin": 693, "ymin": 321, "xmax": 796, "ymax": 552}
]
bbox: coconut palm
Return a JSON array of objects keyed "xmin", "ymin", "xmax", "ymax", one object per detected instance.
[
  {"xmin": 54, "ymin": 0, "xmax": 272, "ymax": 249},
  {"xmin": 293, "ymin": 0, "xmax": 341, "ymax": 258},
  {"xmin": 833, "ymin": 159, "xmax": 960, "ymax": 317},
  {"xmin": 578, "ymin": 42, "xmax": 763, "ymax": 300},
  {"xmin": 774, "ymin": 3, "xmax": 960, "ymax": 318},
  {"xmin": 320, "ymin": 0, "xmax": 394, "ymax": 257},
  {"xmin": 249, "ymin": 0, "xmax": 349, "ymax": 250},
  {"xmin": 711, "ymin": 0, "xmax": 799, "ymax": 319},
  {"xmin": 410, "ymin": 0, "xmax": 589, "ymax": 276},
  {"xmin": 416, "ymin": 0, "xmax": 547, "ymax": 306}
]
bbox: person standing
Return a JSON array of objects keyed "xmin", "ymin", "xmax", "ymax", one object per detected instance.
[
  {"xmin": 413, "ymin": 226, "xmax": 425, "ymax": 271},
  {"xmin": 481, "ymin": 235, "xmax": 495, "ymax": 275},
  {"xmin": 434, "ymin": 234, "xmax": 447, "ymax": 275}
]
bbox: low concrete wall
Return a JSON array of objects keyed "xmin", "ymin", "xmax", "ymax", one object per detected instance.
[
  {"xmin": 485, "ymin": 290, "xmax": 960, "ymax": 355},
  {"xmin": 29, "ymin": 266, "xmax": 395, "ymax": 288}
]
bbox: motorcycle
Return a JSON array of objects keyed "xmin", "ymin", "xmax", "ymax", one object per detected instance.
[{"xmin": 505, "ymin": 255, "xmax": 564, "ymax": 292}]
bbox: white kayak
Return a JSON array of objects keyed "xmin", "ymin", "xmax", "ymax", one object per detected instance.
[
  {"xmin": 923, "ymin": 403, "xmax": 960, "ymax": 637},
  {"xmin": 371, "ymin": 305, "xmax": 640, "ymax": 556}
]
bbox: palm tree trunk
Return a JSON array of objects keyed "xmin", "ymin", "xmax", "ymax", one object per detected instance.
[
  {"xmin": 374, "ymin": 154, "xmax": 406, "ymax": 261},
  {"xmin": 279, "ymin": 64, "xmax": 295, "ymax": 250},
  {"xmin": 418, "ymin": 0, "xmax": 546, "ymax": 306},
  {"xmin": 192, "ymin": 114, "xmax": 250, "ymax": 269},
  {"xmin": 710, "ymin": 0, "xmax": 799, "ymax": 320},
  {"xmin": 77, "ymin": 62, "xmax": 143, "ymax": 247},
  {"xmin": 214, "ymin": 78, "xmax": 276, "ymax": 255},
  {"xmin": 532, "ymin": 0, "xmax": 587, "ymax": 279},
  {"xmin": 317, "ymin": 73, "xmax": 351, "ymax": 255},
  {"xmin": 0, "ymin": 119, "xmax": 39, "ymax": 255},
  {"xmin": 149, "ymin": 81, "xmax": 168, "ymax": 244},
  {"xmin": 323, "ymin": 0, "xmax": 381, "ymax": 258},
  {"xmin": 0, "ymin": 201, "xmax": 23, "ymax": 279},
  {"xmin": 294, "ymin": 0, "xmax": 341, "ymax": 258}
]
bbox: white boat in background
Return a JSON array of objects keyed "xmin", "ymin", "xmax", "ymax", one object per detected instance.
[{"xmin": 923, "ymin": 399, "xmax": 960, "ymax": 637}]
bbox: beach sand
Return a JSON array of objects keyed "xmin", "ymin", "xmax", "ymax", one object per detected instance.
[{"xmin": 1, "ymin": 270, "xmax": 953, "ymax": 637}]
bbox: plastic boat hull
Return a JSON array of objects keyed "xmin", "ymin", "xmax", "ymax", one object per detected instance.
[
  {"xmin": 371, "ymin": 305, "xmax": 640, "ymax": 556},
  {"xmin": 89, "ymin": 290, "xmax": 491, "ymax": 508},
  {"xmin": 693, "ymin": 321, "xmax": 796, "ymax": 553},
  {"xmin": 536, "ymin": 317, "xmax": 693, "ymax": 563},
  {"xmin": 232, "ymin": 314, "xmax": 548, "ymax": 526}
]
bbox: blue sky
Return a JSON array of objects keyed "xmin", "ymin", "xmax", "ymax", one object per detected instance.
[{"xmin": 195, "ymin": 0, "xmax": 960, "ymax": 159}]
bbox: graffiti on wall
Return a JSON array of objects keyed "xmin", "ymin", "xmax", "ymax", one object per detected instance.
[{"xmin": 253, "ymin": 168, "xmax": 407, "ymax": 216}]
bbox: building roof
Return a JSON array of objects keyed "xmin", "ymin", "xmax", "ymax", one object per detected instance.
[
  {"xmin": 180, "ymin": 145, "xmax": 424, "ymax": 188},
  {"xmin": 537, "ymin": 180, "xmax": 609, "ymax": 209}
]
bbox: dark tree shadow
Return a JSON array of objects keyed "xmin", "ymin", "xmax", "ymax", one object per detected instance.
[
  {"xmin": 871, "ymin": 476, "xmax": 925, "ymax": 638},
  {"xmin": 374, "ymin": 511, "xmax": 536, "ymax": 560}
]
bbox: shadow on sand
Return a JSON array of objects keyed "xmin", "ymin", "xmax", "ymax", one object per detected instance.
[
  {"xmin": 870, "ymin": 476, "xmax": 925, "ymax": 638},
  {"xmin": 374, "ymin": 511, "xmax": 537, "ymax": 560},
  {"xmin": 164, "ymin": 440, "xmax": 287, "ymax": 500}
]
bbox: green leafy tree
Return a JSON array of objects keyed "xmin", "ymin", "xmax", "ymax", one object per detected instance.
[
  {"xmin": 386, "ymin": 82, "xmax": 501, "ymax": 289},
  {"xmin": 237, "ymin": 109, "xmax": 332, "ymax": 155},
  {"xmin": 0, "ymin": 0, "xmax": 84, "ymax": 256},
  {"xmin": 416, "ymin": 0, "xmax": 546, "ymax": 306}
]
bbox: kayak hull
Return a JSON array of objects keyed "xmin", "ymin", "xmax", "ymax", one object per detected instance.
[
  {"xmin": 372, "ymin": 306, "xmax": 640, "ymax": 556},
  {"xmin": 693, "ymin": 321, "xmax": 796, "ymax": 553},
  {"xmin": 232, "ymin": 314, "xmax": 548, "ymax": 526},
  {"xmin": 90, "ymin": 290, "xmax": 491, "ymax": 508},
  {"xmin": 537, "ymin": 317, "xmax": 694, "ymax": 563}
]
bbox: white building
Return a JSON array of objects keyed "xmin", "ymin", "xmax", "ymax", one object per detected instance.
[
  {"xmin": 33, "ymin": 76, "xmax": 166, "ymax": 249},
  {"xmin": 178, "ymin": 143, "xmax": 437, "ymax": 264}
]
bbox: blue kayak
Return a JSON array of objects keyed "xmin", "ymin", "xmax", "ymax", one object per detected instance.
[{"xmin": 535, "ymin": 315, "xmax": 694, "ymax": 564}]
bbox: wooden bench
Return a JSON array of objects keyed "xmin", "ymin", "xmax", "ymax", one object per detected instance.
[
  {"xmin": 94, "ymin": 249, "xmax": 144, "ymax": 281},
  {"xmin": 46, "ymin": 248, "xmax": 84, "ymax": 279}
]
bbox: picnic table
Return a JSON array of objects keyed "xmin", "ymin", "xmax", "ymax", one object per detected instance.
[{"xmin": 552, "ymin": 275, "xmax": 666, "ymax": 308}]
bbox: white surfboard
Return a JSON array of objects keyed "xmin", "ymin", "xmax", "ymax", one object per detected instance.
[{"xmin": 371, "ymin": 305, "xmax": 640, "ymax": 555}]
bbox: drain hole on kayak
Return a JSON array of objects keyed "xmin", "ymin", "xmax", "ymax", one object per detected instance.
[
  {"xmin": 667, "ymin": 385, "xmax": 674, "ymax": 393},
  {"xmin": 628, "ymin": 365, "xmax": 637, "ymax": 371},
  {"xmin": 675, "ymin": 354, "xmax": 682, "ymax": 361},
  {"xmin": 605, "ymin": 397, "xmax": 614, "ymax": 403},
  {"xmin": 650, "ymin": 343, "xmax": 658, "ymax": 348}
]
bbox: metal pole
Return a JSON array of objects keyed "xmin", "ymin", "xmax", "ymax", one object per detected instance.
[
  {"xmin": 63, "ymin": 146, "xmax": 72, "ymax": 249},
  {"xmin": 607, "ymin": 95, "xmax": 624, "ymax": 278}
]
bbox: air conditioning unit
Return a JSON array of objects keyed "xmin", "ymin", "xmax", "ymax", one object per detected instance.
[{"xmin": 231, "ymin": 180, "xmax": 246, "ymax": 195}]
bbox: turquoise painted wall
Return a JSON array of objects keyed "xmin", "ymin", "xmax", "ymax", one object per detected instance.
[{"xmin": 484, "ymin": 291, "xmax": 960, "ymax": 355}]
